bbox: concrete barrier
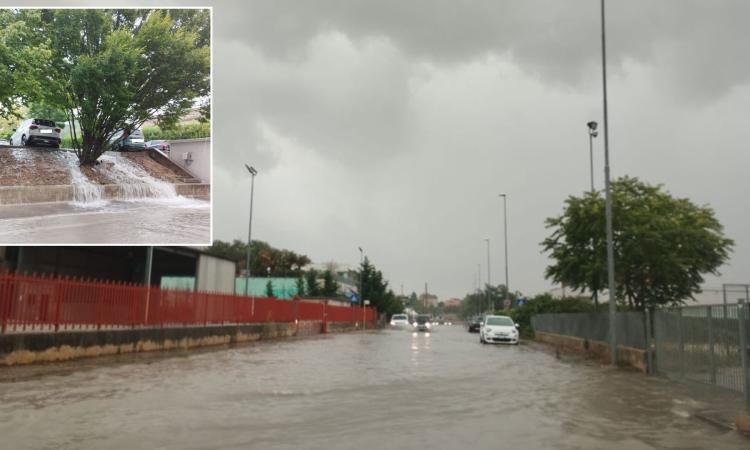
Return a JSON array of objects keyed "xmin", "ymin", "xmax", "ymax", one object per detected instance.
[
  {"xmin": 535, "ymin": 331, "xmax": 647, "ymax": 372},
  {"xmin": 0, "ymin": 322, "xmax": 318, "ymax": 366},
  {"xmin": 0, "ymin": 183, "xmax": 209, "ymax": 205}
]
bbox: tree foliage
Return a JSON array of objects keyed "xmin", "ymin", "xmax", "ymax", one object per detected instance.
[
  {"xmin": 359, "ymin": 257, "xmax": 403, "ymax": 317},
  {"xmin": 5, "ymin": 9, "xmax": 210, "ymax": 164},
  {"xmin": 542, "ymin": 177, "xmax": 733, "ymax": 309},
  {"xmin": 321, "ymin": 270, "xmax": 339, "ymax": 297},
  {"xmin": 509, "ymin": 294, "xmax": 596, "ymax": 336},
  {"xmin": 265, "ymin": 280, "xmax": 275, "ymax": 298},
  {"xmin": 205, "ymin": 239, "xmax": 311, "ymax": 277}
]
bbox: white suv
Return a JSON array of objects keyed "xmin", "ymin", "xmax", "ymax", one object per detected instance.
[{"xmin": 10, "ymin": 118, "xmax": 62, "ymax": 148}]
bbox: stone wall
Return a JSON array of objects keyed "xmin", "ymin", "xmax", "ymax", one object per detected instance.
[
  {"xmin": 535, "ymin": 331, "xmax": 647, "ymax": 372},
  {"xmin": 0, "ymin": 183, "xmax": 209, "ymax": 205}
]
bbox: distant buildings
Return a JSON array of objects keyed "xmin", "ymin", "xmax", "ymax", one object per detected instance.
[
  {"xmin": 419, "ymin": 292, "xmax": 438, "ymax": 307},
  {"xmin": 443, "ymin": 297, "xmax": 462, "ymax": 307}
]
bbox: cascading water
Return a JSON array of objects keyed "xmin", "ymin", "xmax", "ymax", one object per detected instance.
[
  {"xmin": 97, "ymin": 152, "xmax": 179, "ymax": 200},
  {"xmin": 55, "ymin": 151, "xmax": 106, "ymax": 206}
]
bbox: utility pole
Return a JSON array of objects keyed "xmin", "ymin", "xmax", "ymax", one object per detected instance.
[
  {"xmin": 499, "ymin": 194, "xmax": 509, "ymax": 308},
  {"xmin": 600, "ymin": 0, "xmax": 618, "ymax": 365},
  {"xmin": 244, "ymin": 164, "xmax": 258, "ymax": 297},
  {"xmin": 484, "ymin": 238, "xmax": 491, "ymax": 312}
]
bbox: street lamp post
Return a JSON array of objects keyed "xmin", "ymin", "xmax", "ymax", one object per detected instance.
[
  {"xmin": 244, "ymin": 164, "xmax": 257, "ymax": 297},
  {"xmin": 499, "ymin": 194, "xmax": 510, "ymax": 308},
  {"xmin": 484, "ymin": 238, "xmax": 491, "ymax": 312},
  {"xmin": 587, "ymin": 121, "xmax": 598, "ymax": 192},
  {"xmin": 600, "ymin": 0, "xmax": 618, "ymax": 366}
]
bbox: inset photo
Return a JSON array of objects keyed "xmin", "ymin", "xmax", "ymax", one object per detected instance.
[{"xmin": 0, "ymin": 7, "xmax": 211, "ymax": 244}]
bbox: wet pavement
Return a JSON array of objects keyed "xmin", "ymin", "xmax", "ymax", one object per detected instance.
[
  {"xmin": 0, "ymin": 326, "xmax": 748, "ymax": 449},
  {"xmin": 0, "ymin": 198, "xmax": 210, "ymax": 244}
]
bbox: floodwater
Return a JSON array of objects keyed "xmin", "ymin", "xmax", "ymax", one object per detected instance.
[
  {"xmin": 0, "ymin": 327, "xmax": 747, "ymax": 450},
  {"xmin": 0, "ymin": 198, "xmax": 210, "ymax": 244}
]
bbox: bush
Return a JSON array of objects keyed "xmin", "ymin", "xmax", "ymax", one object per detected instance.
[
  {"xmin": 142, "ymin": 122, "xmax": 210, "ymax": 141},
  {"xmin": 505, "ymin": 294, "xmax": 596, "ymax": 337}
]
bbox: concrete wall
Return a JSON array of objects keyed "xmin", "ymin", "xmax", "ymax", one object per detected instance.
[
  {"xmin": 0, "ymin": 183, "xmax": 209, "ymax": 205},
  {"xmin": 197, "ymin": 254, "xmax": 236, "ymax": 294},
  {"xmin": 535, "ymin": 331, "xmax": 647, "ymax": 372},
  {"xmin": 169, "ymin": 138, "xmax": 210, "ymax": 183}
]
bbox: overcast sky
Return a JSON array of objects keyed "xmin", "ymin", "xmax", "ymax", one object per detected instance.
[{"xmin": 11, "ymin": 0, "xmax": 750, "ymax": 300}]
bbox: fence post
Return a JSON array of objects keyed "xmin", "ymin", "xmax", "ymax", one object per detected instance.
[
  {"xmin": 707, "ymin": 306, "xmax": 716, "ymax": 385},
  {"xmin": 677, "ymin": 307, "xmax": 685, "ymax": 380},
  {"xmin": 645, "ymin": 308, "xmax": 653, "ymax": 375},
  {"xmin": 738, "ymin": 300, "xmax": 749, "ymax": 411}
]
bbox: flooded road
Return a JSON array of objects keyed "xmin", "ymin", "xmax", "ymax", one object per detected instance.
[
  {"xmin": 0, "ymin": 198, "xmax": 210, "ymax": 244},
  {"xmin": 0, "ymin": 327, "xmax": 747, "ymax": 449}
]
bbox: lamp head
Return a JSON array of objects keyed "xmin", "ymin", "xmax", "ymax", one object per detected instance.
[
  {"xmin": 245, "ymin": 164, "xmax": 258, "ymax": 175},
  {"xmin": 587, "ymin": 121, "xmax": 598, "ymax": 131}
]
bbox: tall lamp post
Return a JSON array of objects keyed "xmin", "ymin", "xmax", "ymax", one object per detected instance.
[
  {"xmin": 484, "ymin": 238, "xmax": 491, "ymax": 312},
  {"xmin": 244, "ymin": 164, "xmax": 258, "ymax": 297},
  {"xmin": 499, "ymin": 194, "xmax": 510, "ymax": 308},
  {"xmin": 587, "ymin": 121, "xmax": 598, "ymax": 192},
  {"xmin": 600, "ymin": 0, "xmax": 618, "ymax": 366},
  {"xmin": 358, "ymin": 247, "xmax": 365, "ymax": 328}
]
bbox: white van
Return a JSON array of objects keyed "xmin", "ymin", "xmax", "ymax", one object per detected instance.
[{"xmin": 10, "ymin": 118, "xmax": 62, "ymax": 148}]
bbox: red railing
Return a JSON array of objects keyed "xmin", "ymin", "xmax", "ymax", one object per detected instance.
[{"xmin": 0, "ymin": 273, "xmax": 377, "ymax": 333}]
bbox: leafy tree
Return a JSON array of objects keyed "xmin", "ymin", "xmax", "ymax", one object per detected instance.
[
  {"xmin": 305, "ymin": 269, "xmax": 320, "ymax": 297},
  {"xmin": 321, "ymin": 270, "xmax": 339, "ymax": 297},
  {"xmin": 205, "ymin": 239, "xmax": 310, "ymax": 276},
  {"xmin": 27, "ymin": 101, "xmax": 66, "ymax": 128},
  {"xmin": 265, "ymin": 280, "xmax": 275, "ymax": 298},
  {"xmin": 359, "ymin": 257, "xmax": 403, "ymax": 317},
  {"xmin": 509, "ymin": 294, "xmax": 595, "ymax": 336},
  {"xmin": 295, "ymin": 274, "xmax": 305, "ymax": 297},
  {"xmin": 14, "ymin": 9, "xmax": 210, "ymax": 164},
  {"xmin": 542, "ymin": 177, "xmax": 733, "ymax": 310}
]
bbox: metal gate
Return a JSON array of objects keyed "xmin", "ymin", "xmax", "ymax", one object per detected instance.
[{"xmin": 653, "ymin": 301, "xmax": 750, "ymax": 407}]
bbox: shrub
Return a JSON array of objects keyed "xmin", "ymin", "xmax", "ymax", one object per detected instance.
[
  {"xmin": 142, "ymin": 122, "xmax": 210, "ymax": 141},
  {"xmin": 506, "ymin": 294, "xmax": 596, "ymax": 337}
]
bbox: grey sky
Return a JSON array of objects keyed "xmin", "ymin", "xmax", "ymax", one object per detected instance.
[{"xmin": 8, "ymin": 1, "xmax": 750, "ymax": 300}]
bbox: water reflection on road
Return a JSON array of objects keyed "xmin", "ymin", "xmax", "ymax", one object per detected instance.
[
  {"xmin": 0, "ymin": 198, "xmax": 210, "ymax": 244},
  {"xmin": 0, "ymin": 327, "xmax": 747, "ymax": 449}
]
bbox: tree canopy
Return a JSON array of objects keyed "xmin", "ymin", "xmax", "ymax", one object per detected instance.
[
  {"xmin": 205, "ymin": 239, "xmax": 311, "ymax": 277},
  {"xmin": 2, "ymin": 9, "xmax": 210, "ymax": 164},
  {"xmin": 359, "ymin": 257, "xmax": 403, "ymax": 317},
  {"xmin": 542, "ymin": 177, "xmax": 733, "ymax": 309}
]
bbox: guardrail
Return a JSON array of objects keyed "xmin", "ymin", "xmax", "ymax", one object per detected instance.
[{"xmin": 0, "ymin": 272, "xmax": 377, "ymax": 333}]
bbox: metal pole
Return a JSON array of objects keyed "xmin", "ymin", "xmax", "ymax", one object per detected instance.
[
  {"xmin": 485, "ymin": 238, "xmax": 491, "ymax": 312},
  {"xmin": 738, "ymin": 299, "xmax": 749, "ymax": 410},
  {"xmin": 589, "ymin": 132, "xmax": 595, "ymax": 192},
  {"xmin": 678, "ymin": 307, "xmax": 685, "ymax": 379},
  {"xmin": 144, "ymin": 246, "xmax": 153, "ymax": 324},
  {"xmin": 645, "ymin": 307, "xmax": 653, "ymax": 375},
  {"xmin": 500, "ymin": 194, "xmax": 510, "ymax": 307},
  {"xmin": 707, "ymin": 306, "xmax": 716, "ymax": 385},
  {"xmin": 244, "ymin": 165, "xmax": 257, "ymax": 297},
  {"xmin": 601, "ymin": 0, "xmax": 618, "ymax": 366}
]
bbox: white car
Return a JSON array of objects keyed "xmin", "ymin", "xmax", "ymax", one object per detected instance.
[
  {"xmin": 10, "ymin": 118, "xmax": 62, "ymax": 148},
  {"xmin": 480, "ymin": 315, "xmax": 520, "ymax": 345},
  {"xmin": 389, "ymin": 314, "xmax": 410, "ymax": 328}
]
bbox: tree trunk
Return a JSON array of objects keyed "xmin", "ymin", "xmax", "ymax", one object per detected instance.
[{"xmin": 79, "ymin": 131, "xmax": 106, "ymax": 165}]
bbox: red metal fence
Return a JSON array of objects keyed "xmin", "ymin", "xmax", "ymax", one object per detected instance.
[{"xmin": 0, "ymin": 273, "xmax": 377, "ymax": 333}]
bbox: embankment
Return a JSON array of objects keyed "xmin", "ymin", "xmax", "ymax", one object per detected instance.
[
  {"xmin": 0, "ymin": 183, "xmax": 209, "ymax": 205},
  {"xmin": 534, "ymin": 331, "xmax": 647, "ymax": 372},
  {"xmin": 0, "ymin": 321, "xmax": 360, "ymax": 366}
]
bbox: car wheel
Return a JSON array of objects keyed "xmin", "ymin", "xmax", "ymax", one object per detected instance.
[{"xmin": 21, "ymin": 135, "xmax": 27, "ymax": 146}]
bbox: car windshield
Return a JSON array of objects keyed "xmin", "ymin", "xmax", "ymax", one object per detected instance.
[
  {"xmin": 416, "ymin": 315, "xmax": 430, "ymax": 324},
  {"xmin": 392, "ymin": 315, "xmax": 407, "ymax": 321},
  {"xmin": 32, "ymin": 119, "xmax": 56, "ymax": 127},
  {"xmin": 129, "ymin": 130, "xmax": 143, "ymax": 138},
  {"xmin": 486, "ymin": 317, "xmax": 514, "ymax": 326}
]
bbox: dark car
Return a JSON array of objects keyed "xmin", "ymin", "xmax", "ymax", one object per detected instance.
[
  {"xmin": 467, "ymin": 316, "xmax": 482, "ymax": 333},
  {"xmin": 145, "ymin": 139, "xmax": 171, "ymax": 155},
  {"xmin": 414, "ymin": 314, "xmax": 432, "ymax": 332},
  {"xmin": 109, "ymin": 128, "xmax": 146, "ymax": 151}
]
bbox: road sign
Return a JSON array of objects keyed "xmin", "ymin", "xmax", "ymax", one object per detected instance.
[
  {"xmin": 349, "ymin": 293, "xmax": 360, "ymax": 303},
  {"xmin": 516, "ymin": 296, "xmax": 526, "ymax": 306},
  {"xmin": 364, "ymin": 300, "xmax": 370, "ymax": 305}
]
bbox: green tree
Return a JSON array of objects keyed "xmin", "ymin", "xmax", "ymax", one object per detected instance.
[
  {"xmin": 305, "ymin": 269, "xmax": 320, "ymax": 297},
  {"xmin": 359, "ymin": 257, "xmax": 403, "ymax": 317},
  {"xmin": 321, "ymin": 270, "xmax": 339, "ymax": 297},
  {"xmin": 542, "ymin": 177, "xmax": 733, "ymax": 310},
  {"xmin": 27, "ymin": 101, "xmax": 66, "ymax": 128},
  {"xmin": 205, "ymin": 239, "xmax": 310, "ymax": 276},
  {"xmin": 295, "ymin": 274, "xmax": 305, "ymax": 297},
  {"xmin": 18, "ymin": 9, "xmax": 210, "ymax": 164},
  {"xmin": 265, "ymin": 280, "xmax": 275, "ymax": 298}
]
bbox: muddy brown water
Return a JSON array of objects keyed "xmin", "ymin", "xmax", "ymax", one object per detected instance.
[{"xmin": 0, "ymin": 327, "xmax": 747, "ymax": 449}]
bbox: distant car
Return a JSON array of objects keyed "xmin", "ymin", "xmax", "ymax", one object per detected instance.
[
  {"xmin": 9, "ymin": 118, "xmax": 61, "ymax": 148},
  {"xmin": 389, "ymin": 314, "xmax": 410, "ymax": 328},
  {"xmin": 412, "ymin": 314, "xmax": 432, "ymax": 332},
  {"xmin": 109, "ymin": 128, "xmax": 146, "ymax": 151},
  {"xmin": 0, "ymin": 138, "xmax": 9, "ymax": 145},
  {"xmin": 467, "ymin": 316, "xmax": 482, "ymax": 333},
  {"xmin": 145, "ymin": 139, "xmax": 170, "ymax": 155},
  {"xmin": 479, "ymin": 315, "xmax": 519, "ymax": 345}
]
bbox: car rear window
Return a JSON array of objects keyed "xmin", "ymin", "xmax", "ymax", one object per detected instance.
[
  {"xmin": 130, "ymin": 130, "xmax": 144, "ymax": 137},
  {"xmin": 33, "ymin": 119, "xmax": 56, "ymax": 127},
  {"xmin": 392, "ymin": 315, "xmax": 407, "ymax": 320}
]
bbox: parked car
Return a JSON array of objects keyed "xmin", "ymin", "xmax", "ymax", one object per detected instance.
[
  {"xmin": 389, "ymin": 314, "xmax": 410, "ymax": 328},
  {"xmin": 109, "ymin": 128, "xmax": 146, "ymax": 151},
  {"xmin": 467, "ymin": 316, "xmax": 482, "ymax": 333},
  {"xmin": 413, "ymin": 314, "xmax": 432, "ymax": 332},
  {"xmin": 0, "ymin": 138, "xmax": 9, "ymax": 145},
  {"xmin": 479, "ymin": 315, "xmax": 519, "ymax": 345},
  {"xmin": 9, "ymin": 118, "xmax": 61, "ymax": 148},
  {"xmin": 145, "ymin": 139, "xmax": 171, "ymax": 155}
]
